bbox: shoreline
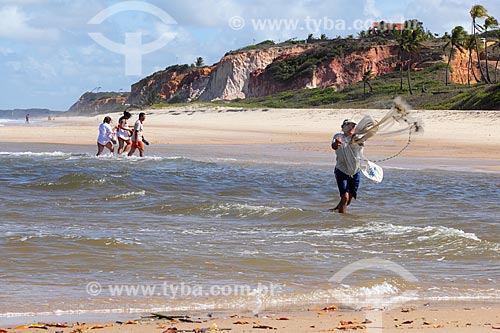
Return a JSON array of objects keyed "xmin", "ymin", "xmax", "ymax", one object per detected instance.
[
  {"xmin": 2, "ymin": 301, "xmax": 500, "ymax": 332},
  {"xmin": 1, "ymin": 141, "xmax": 499, "ymax": 174},
  {"xmin": 1, "ymin": 107, "xmax": 500, "ymax": 171}
]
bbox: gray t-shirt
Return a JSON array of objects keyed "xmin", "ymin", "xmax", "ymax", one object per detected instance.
[{"xmin": 333, "ymin": 133, "xmax": 364, "ymax": 176}]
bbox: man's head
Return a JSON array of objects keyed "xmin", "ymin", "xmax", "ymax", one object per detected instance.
[
  {"xmin": 341, "ymin": 119, "xmax": 356, "ymax": 128},
  {"xmin": 341, "ymin": 119, "xmax": 356, "ymax": 136},
  {"xmin": 139, "ymin": 112, "xmax": 146, "ymax": 121}
]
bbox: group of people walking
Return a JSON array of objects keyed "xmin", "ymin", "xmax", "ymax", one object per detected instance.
[{"xmin": 96, "ymin": 111, "xmax": 149, "ymax": 157}]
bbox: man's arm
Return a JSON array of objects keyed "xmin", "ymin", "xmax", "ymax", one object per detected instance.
[{"xmin": 331, "ymin": 135, "xmax": 342, "ymax": 150}]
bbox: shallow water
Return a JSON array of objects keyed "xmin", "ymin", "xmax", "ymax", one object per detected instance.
[{"xmin": 0, "ymin": 143, "xmax": 499, "ymax": 322}]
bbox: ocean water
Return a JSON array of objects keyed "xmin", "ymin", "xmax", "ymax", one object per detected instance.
[
  {"xmin": 0, "ymin": 143, "xmax": 499, "ymax": 323},
  {"xmin": 0, "ymin": 119, "xmax": 24, "ymax": 126}
]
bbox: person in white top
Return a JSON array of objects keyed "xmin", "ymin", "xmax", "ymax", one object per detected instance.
[
  {"xmin": 116, "ymin": 111, "xmax": 133, "ymax": 154},
  {"xmin": 330, "ymin": 119, "xmax": 365, "ymax": 213},
  {"xmin": 96, "ymin": 116, "xmax": 116, "ymax": 156},
  {"xmin": 128, "ymin": 112, "xmax": 149, "ymax": 157}
]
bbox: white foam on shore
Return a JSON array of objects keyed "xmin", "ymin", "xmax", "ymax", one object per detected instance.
[{"xmin": 0, "ymin": 151, "xmax": 69, "ymax": 157}]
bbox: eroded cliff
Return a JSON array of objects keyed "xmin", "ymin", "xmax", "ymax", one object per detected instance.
[
  {"xmin": 198, "ymin": 45, "xmax": 314, "ymax": 101},
  {"xmin": 68, "ymin": 92, "xmax": 129, "ymax": 114},
  {"xmin": 111, "ymin": 40, "xmax": 484, "ymax": 109},
  {"xmin": 126, "ymin": 65, "xmax": 215, "ymax": 106}
]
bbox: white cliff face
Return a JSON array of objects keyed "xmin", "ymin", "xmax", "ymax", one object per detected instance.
[{"xmin": 199, "ymin": 45, "xmax": 313, "ymax": 101}]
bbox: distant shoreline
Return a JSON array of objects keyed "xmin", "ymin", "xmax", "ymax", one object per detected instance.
[{"xmin": 1, "ymin": 106, "xmax": 500, "ymax": 173}]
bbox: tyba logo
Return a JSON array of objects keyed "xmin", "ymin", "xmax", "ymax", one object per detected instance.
[{"xmin": 88, "ymin": 1, "xmax": 177, "ymax": 76}]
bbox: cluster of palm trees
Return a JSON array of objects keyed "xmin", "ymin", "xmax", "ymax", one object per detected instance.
[
  {"xmin": 445, "ymin": 5, "xmax": 498, "ymax": 85},
  {"xmin": 363, "ymin": 20, "xmax": 427, "ymax": 96},
  {"xmin": 362, "ymin": 5, "xmax": 498, "ymax": 98},
  {"xmin": 469, "ymin": 4, "xmax": 497, "ymax": 84},
  {"xmin": 398, "ymin": 4, "xmax": 499, "ymax": 96}
]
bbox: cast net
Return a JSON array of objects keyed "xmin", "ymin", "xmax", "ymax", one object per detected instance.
[
  {"xmin": 349, "ymin": 97, "xmax": 424, "ymax": 183},
  {"xmin": 352, "ymin": 97, "xmax": 424, "ymax": 162}
]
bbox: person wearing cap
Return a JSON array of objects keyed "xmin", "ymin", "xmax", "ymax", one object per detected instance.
[
  {"xmin": 330, "ymin": 119, "xmax": 364, "ymax": 213},
  {"xmin": 128, "ymin": 112, "xmax": 149, "ymax": 157}
]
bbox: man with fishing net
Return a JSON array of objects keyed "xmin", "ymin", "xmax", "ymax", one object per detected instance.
[
  {"xmin": 331, "ymin": 119, "xmax": 363, "ymax": 213},
  {"xmin": 330, "ymin": 97, "xmax": 423, "ymax": 213}
]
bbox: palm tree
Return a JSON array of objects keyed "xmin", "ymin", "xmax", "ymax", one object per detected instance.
[
  {"xmin": 492, "ymin": 29, "xmax": 500, "ymax": 83},
  {"xmin": 401, "ymin": 28, "xmax": 424, "ymax": 95},
  {"xmin": 398, "ymin": 36, "xmax": 405, "ymax": 90},
  {"xmin": 464, "ymin": 35, "xmax": 481, "ymax": 85},
  {"xmin": 483, "ymin": 16, "xmax": 498, "ymax": 82},
  {"xmin": 443, "ymin": 26, "xmax": 468, "ymax": 85},
  {"xmin": 195, "ymin": 57, "xmax": 205, "ymax": 67},
  {"xmin": 362, "ymin": 69, "xmax": 374, "ymax": 98},
  {"xmin": 470, "ymin": 4, "xmax": 490, "ymax": 83}
]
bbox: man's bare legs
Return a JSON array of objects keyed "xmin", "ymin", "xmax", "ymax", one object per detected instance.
[{"xmin": 330, "ymin": 192, "xmax": 353, "ymax": 213}]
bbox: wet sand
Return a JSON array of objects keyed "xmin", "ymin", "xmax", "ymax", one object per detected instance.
[{"xmin": 4, "ymin": 305, "xmax": 500, "ymax": 332}]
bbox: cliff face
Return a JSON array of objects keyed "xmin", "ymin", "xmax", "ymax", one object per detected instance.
[
  {"xmin": 448, "ymin": 50, "xmax": 480, "ymax": 84},
  {"xmin": 68, "ymin": 92, "xmax": 128, "ymax": 114},
  {"xmin": 248, "ymin": 44, "xmax": 401, "ymax": 97},
  {"xmin": 123, "ymin": 40, "xmax": 481, "ymax": 107},
  {"xmin": 315, "ymin": 44, "xmax": 401, "ymax": 90},
  {"xmin": 198, "ymin": 45, "xmax": 314, "ymax": 101},
  {"xmin": 126, "ymin": 65, "xmax": 214, "ymax": 106}
]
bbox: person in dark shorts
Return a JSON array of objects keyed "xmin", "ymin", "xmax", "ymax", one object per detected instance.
[{"xmin": 330, "ymin": 119, "xmax": 364, "ymax": 213}]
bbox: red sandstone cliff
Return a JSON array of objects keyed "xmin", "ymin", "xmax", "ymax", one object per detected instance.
[
  {"xmin": 121, "ymin": 40, "xmax": 481, "ymax": 107},
  {"xmin": 126, "ymin": 65, "xmax": 215, "ymax": 106},
  {"xmin": 248, "ymin": 43, "xmax": 401, "ymax": 97},
  {"xmin": 68, "ymin": 92, "xmax": 129, "ymax": 114}
]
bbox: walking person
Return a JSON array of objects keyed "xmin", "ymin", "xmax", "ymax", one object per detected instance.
[
  {"xmin": 116, "ymin": 111, "xmax": 133, "ymax": 154},
  {"xmin": 96, "ymin": 116, "xmax": 116, "ymax": 156},
  {"xmin": 128, "ymin": 112, "xmax": 149, "ymax": 157},
  {"xmin": 330, "ymin": 119, "xmax": 365, "ymax": 213}
]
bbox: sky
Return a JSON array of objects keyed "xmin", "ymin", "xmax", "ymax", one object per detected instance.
[{"xmin": 0, "ymin": 0, "xmax": 495, "ymax": 110}]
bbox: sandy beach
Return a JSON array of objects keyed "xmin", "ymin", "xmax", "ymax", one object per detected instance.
[
  {"xmin": 1, "ymin": 106, "xmax": 500, "ymax": 171},
  {"xmin": 3, "ymin": 305, "xmax": 500, "ymax": 332},
  {"xmin": 1, "ymin": 105, "xmax": 500, "ymax": 332}
]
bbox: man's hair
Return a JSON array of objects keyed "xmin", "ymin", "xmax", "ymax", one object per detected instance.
[{"xmin": 139, "ymin": 112, "xmax": 145, "ymax": 118}]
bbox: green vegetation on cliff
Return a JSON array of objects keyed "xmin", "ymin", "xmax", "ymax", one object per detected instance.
[
  {"xmin": 216, "ymin": 63, "xmax": 500, "ymax": 110},
  {"xmin": 266, "ymin": 40, "xmax": 357, "ymax": 82}
]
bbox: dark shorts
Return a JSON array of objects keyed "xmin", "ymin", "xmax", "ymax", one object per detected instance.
[{"xmin": 335, "ymin": 168, "xmax": 360, "ymax": 199}]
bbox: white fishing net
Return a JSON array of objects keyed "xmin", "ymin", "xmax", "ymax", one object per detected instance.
[
  {"xmin": 344, "ymin": 97, "xmax": 424, "ymax": 182},
  {"xmin": 352, "ymin": 97, "xmax": 424, "ymax": 145}
]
